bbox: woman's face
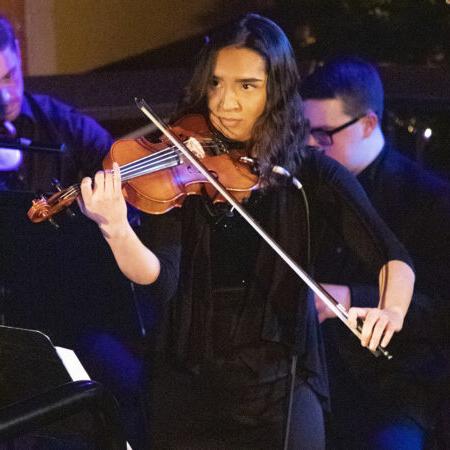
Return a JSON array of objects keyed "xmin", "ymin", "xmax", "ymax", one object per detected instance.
[{"xmin": 207, "ymin": 46, "xmax": 267, "ymax": 142}]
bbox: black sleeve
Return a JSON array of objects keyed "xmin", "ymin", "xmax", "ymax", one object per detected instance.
[
  {"xmin": 308, "ymin": 151, "xmax": 413, "ymax": 275},
  {"xmin": 135, "ymin": 209, "xmax": 182, "ymax": 304},
  {"xmin": 350, "ymin": 282, "xmax": 447, "ymax": 342},
  {"xmin": 348, "ymin": 283, "xmax": 379, "ymax": 308},
  {"xmin": 35, "ymin": 95, "xmax": 113, "ymax": 182}
]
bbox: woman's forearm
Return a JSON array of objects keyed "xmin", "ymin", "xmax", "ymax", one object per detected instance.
[
  {"xmin": 378, "ymin": 259, "xmax": 415, "ymax": 319},
  {"xmin": 101, "ymin": 220, "xmax": 161, "ymax": 285}
]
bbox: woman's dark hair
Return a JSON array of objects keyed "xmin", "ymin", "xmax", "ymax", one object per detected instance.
[
  {"xmin": 0, "ymin": 15, "xmax": 18, "ymax": 52},
  {"xmin": 176, "ymin": 13, "xmax": 307, "ymax": 186}
]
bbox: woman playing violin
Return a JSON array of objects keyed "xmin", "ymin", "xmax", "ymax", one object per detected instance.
[{"xmin": 79, "ymin": 14, "xmax": 414, "ymax": 449}]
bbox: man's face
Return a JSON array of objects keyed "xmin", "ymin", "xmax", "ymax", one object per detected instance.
[
  {"xmin": 0, "ymin": 44, "xmax": 24, "ymax": 122},
  {"xmin": 207, "ymin": 46, "xmax": 267, "ymax": 142},
  {"xmin": 303, "ymin": 98, "xmax": 366, "ymax": 173}
]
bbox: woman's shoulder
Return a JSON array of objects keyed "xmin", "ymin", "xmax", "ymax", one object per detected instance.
[{"xmin": 298, "ymin": 146, "xmax": 350, "ymax": 181}]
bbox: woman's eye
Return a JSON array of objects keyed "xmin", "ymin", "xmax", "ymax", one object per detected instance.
[
  {"xmin": 242, "ymin": 83, "xmax": 252, "ymax": 90},
  {"xmin": 210, "ymin": 78, "xmax": 220, "ymax": 88}
]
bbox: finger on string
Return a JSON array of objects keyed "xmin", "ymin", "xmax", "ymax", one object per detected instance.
[
  {"xmin": 76, "ymin": 196, "xmax": 85, "ymax": 214},
  {"xmin": 104, "ymin": 168, "xmax": 114, "ymax": 197},
  {"xmin": 80, "ymin": 177, "xmax": 93, "ymax": 204},
  {"xmin": 94, "ymin": 170, "xmax": 105, "ymax": 192},
  {"xmin": 112, "ymin": 162, "xmax": 121, "ymax": 193}
]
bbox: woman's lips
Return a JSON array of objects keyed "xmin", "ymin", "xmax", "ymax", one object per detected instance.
[{"xmin": 219, "ymin": 117, "xmax": 242, "ymax": 127}]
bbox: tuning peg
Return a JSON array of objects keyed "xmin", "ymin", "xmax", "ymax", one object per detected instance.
[
  {"xmin": 36, "ymin": 193, "xmax": 59, "ymax": 229},
  {"xmin": 66, "ymin": 208, "xmax": 76, "ymax": 218},
  {"xmin": 51, "ymin": 178, "xmax": 63, "ymax": 191},
  {"xmin": 48, "ymin": 217, "xmax": 60, "ymax": 229},
  {"xmin": 51, "ymin": 178, "xmax": 76, "ymax": 219}
]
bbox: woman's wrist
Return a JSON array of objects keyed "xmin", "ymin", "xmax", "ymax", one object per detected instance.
[{"xmin": 99, "ymin": 218, "xmax": 132, "ymax": 240}]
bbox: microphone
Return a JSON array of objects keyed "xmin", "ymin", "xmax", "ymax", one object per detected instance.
[{"xmin": 271, "ymin": 165, "xmax": 303, "ymax": 190}]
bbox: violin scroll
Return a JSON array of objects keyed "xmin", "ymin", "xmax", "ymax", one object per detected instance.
[{"xmin": 27, "ymin": 186, "xmax": 79, "ymax": 223}]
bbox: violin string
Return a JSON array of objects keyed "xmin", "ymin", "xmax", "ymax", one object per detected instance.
[
  {"xmin": 118, "ymin": 137, "xmax": 218, "ymax": 174},
  {"xmin": 119, "ymin": 146, "xmax": 177, "ymax": 171},
  {"xmin": 119, "ymin": 140, "xmax": 220, "ymax": 180},
  {"xmin": 119, "ymin": 139, "xmax": 219, "ymax": 176},
  {"xmin": 120, "ymin": 147, "xmax": 180, "ymax": 180},
  {"xmin": 57, "ymin": 139, "xmax": 221, "ymax": 201},
  {"xmin": 57, "ymin": 184, "xmax": 80, "ymax": 201},
  {"xmin": 122, "ymin": 158, "xmax": 180, "ymax": 181},
  {"xmin": 58, "ymin": 150, "xmax": 181, "ymax": 201}
]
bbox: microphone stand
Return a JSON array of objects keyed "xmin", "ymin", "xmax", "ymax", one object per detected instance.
[{"xmin": 0, "ymin": 137, "xmax": 66, "ymax": 154}]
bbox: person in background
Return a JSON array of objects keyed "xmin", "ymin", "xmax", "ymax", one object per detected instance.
[
  {"xmin": 0, "ymin": 15, "xmax": 111, "ymax": 192},
  {"xmin": 79, "ymin": 15, "xmax": 415, "ymax": 449},
  {"xmin": 301, "ymin": 56, "xmax": 450, "ymax": 450},
  {"xmin": 0, "ymin": 15, "xmax": 151, "ymax": 450}
]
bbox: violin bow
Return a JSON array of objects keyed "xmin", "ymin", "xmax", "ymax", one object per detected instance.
[{"xmin": 135, "ymin": 97, "xmax": 392, "ymax": 360}]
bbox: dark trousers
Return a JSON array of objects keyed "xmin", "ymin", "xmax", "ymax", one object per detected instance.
[{"xmin": 148, "ymin": 357, "xmax": 325, "ymax": 450}]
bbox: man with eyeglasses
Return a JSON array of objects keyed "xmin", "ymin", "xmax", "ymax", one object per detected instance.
[{"xmin": 301, "ymin": 56, "xmax": 450, "ymax": 449}]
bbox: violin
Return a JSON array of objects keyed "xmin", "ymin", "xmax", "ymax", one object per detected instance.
[{"xmin": 27, "ymin": 114, "xmax": 259, "ymax": 223}]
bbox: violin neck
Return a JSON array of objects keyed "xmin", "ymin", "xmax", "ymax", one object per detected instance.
[{"xmin": 57, "ymin": 148, "xmax": 179, "ymax": 200}]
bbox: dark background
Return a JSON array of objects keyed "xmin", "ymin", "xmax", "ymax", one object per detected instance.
[
  {"xmin": 2, "ymin": 0, "xmax": 449, "ymax": 357},
  {"xmin": 23, "ymin": 0, "xmax": 450, "ymax": 179},
  {"xmin": 0, "ymin": 2, "xmax": 449, "ymax": 442},
  {"xmin": 3, "ymin": 0, "xmax": 450, "ymax": 372}
]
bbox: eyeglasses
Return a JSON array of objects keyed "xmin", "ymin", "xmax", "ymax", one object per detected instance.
[{"xmin": 308, "ymin": 115, "xmax": 365, "ymax": 147}]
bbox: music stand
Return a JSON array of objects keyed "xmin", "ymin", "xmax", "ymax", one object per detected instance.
[{"xmin": 0, "ymin": 325, "xmax": 126, "ymax": 449}]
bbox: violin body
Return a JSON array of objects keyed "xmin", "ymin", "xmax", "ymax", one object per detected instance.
[{"xmin": 27, "ymin": 114, "xmax": 258, "ymax": 222}]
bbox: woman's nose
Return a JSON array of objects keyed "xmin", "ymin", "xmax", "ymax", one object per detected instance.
[{"xmin": 219, "ymin": 88, "xmax": 239, "ymax": 110}]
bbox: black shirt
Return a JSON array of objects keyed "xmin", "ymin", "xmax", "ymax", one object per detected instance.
[
  {"xmin": 136, "ymin": 147, "xmax": 412, "ymax": 411},
  {"xmin": 0, "ymin": 92, "xmax": 112, "ymax": 192},
  {"xmin": 315, "ymin": 144, "xmax": 450, "ymax": 427}
]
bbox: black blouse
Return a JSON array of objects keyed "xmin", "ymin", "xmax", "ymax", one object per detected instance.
[{"xmin": 136, "ymin": 148, "xmax": 412, "ymax": 405}]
